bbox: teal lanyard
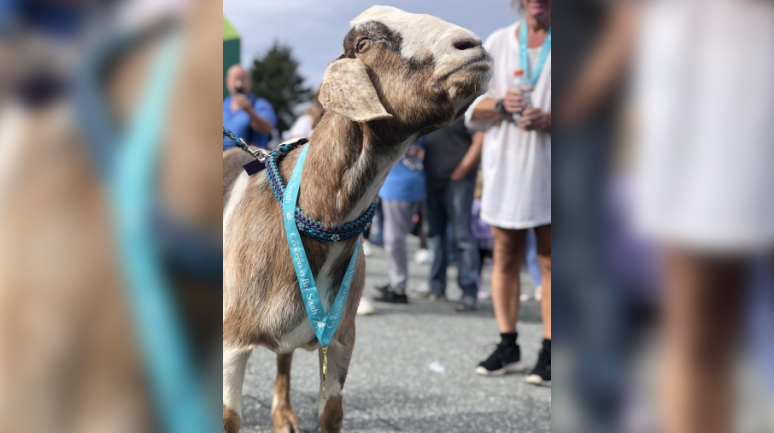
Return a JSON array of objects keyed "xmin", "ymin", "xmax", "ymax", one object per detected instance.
[
  {"xmin": 519, "ymin": 19, "xmax": 551, "ymax": 88},
  {"xmin": 281, "ymin": 144, "xmax": 359, "ymax": 398},
  {"xmin": 282, "ymin": 144, "xmax": 359, "ymax": 346},
  {"xmin": 110, "ymin": 34, "xmax": 216, "ymax": 433}
]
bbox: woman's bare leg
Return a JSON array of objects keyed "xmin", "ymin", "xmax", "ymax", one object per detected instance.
[
  {"xmin": 662, "ymin": 251, "xmax": 747, "ymax": 433},
  {"xmin": 491, "ymin": 227, "xmax": 527, "ymax": 333},
  {"xmin": 534, "ymin": 224, "xmax": 551, "ymax": 339}
]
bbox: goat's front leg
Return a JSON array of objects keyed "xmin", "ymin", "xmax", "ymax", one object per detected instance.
[
  {"xmin": 317, "ymin": 326, "xmax": 355, "ymax": 433},
  {"xmin": 271, "ymin": 352, "xmax": 300, "ymax": 433},
  {"xmin": 223, "ymin": 344, "xmax": 252, "ymax": 433}
]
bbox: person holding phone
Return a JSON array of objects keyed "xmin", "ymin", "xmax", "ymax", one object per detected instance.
[{"xmin": 223, "ymin": 64, "xmax": 277, "ymax": 150}]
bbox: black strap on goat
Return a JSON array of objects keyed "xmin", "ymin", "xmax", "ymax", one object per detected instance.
[{"xmin": 223, "ymin": 127, "xmax": 272, "ymax": 175}]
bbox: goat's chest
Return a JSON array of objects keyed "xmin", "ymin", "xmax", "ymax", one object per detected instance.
[{"xmin": 271, "ymin": 242, "xmax": 348, "ymax": 354}]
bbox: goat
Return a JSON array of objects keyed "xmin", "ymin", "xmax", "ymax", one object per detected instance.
[{"xmin": 222, "ymin": 6, "xmax": 492, "ymax": 432}]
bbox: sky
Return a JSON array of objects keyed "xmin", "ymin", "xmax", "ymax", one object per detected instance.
[{"xmin": 223, "ymin": 0, "xmax": 521, "ymax": 90}]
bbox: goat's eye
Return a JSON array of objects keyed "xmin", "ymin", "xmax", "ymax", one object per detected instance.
[{"xmin": 357, "ymin": 39, "xmax": 372, "ymax": 53}]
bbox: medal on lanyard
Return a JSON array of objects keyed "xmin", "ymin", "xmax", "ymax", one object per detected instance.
[
  {"xmin": 519, "ymin": 18, "xmax": 551, "ymax": 88},
  {"xmin": 281, "ymin": 144, "xmax": 360, "ymax": 399}
]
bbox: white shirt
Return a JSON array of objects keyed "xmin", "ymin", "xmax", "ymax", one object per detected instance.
[
  {"xmin": 288, "ymin": 114, "xmax": 314, "ymax": 138},
  {"xmin": 465, "ymin": 22, "xmax": 552, "ymax": 229},
  {"xmin": 631, "ymin": 0, "xmax": 774, "ymax": 251}
]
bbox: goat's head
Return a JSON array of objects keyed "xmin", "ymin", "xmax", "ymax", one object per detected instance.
[{"xmin": 319, "ymin": 6, "xmax": 492, "ymax": 138}]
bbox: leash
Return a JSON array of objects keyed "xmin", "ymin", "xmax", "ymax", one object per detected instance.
[
  {"xmin": 223, "ymin": 127, "xmax": 270, "ymax": 162},
  {"xmin": 76, "ymin": 26, "xmax": 216, "ymax": 433}
]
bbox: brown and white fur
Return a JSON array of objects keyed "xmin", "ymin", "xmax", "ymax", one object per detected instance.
[{"xmin": 222, "ymin": 6, "xmax": 492, "ymax": 432}]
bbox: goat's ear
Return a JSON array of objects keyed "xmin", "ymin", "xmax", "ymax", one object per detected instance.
[{"xmin": 319, "ymin": 58, "xmax": 392, "ymax": 123}]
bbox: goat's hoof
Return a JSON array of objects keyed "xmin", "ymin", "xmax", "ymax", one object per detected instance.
[
  {"xmin": 320, "ymin": 396, "xmax": 344, "ymax": 433},
  {"xmin": 271, "ymin": 406, "xmax": 300, "ymax": 433},
  {"xmin": 223, "ymin": 405, "xmax": 241, "ymax": 433}
]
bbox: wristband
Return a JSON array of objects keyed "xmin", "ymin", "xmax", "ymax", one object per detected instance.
[{"xmin": 495, "ymin": 99, "xmax": 508, "ymax": 116}]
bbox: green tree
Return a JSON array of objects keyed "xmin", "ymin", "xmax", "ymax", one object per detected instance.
[{"xmin": 249, "ymin": 41, "xmax": 312, "ymax": 135}]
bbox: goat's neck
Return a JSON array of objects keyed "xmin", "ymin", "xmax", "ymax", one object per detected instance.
[{"xmin": 294, "ymin": 113, "xmax": 413, "ymax": 227}]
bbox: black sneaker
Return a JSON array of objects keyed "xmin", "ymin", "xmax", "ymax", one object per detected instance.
[
  {"xmin": 455, "ymin": 297, "xmax": 476, "ymax": 312},
  {"xmin": 375, "ymin": 284, "xmax": 391, "ymax": 296},
  {"xmin": 427, "ymin": 293, "xmax": 447, "ymax": 302},
  {"xmin": 526, "ymin": 347, "xmax": 551, "ymax": 386},
  {"xmin": 373, "ymin": 290, "xmax": 408, "ymax": 304},
  {"xmin": 475, "ymin": 344, "xmax": 527, "ymax": 376}
]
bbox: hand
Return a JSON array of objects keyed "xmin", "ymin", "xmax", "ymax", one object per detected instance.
[
  {"xmin": 233, "ymin": 94, "xmax": 253, "ymax": 112},
  {"xmin": 518, "ymin": 108, "xmax": 551, "ymax": 132},
  {"xmin": 450, "ymin": 163, "xmax": 471, "ymax": 181},
  {"xmin": 502, "ymin": 87, "xmax": 532, "ymax": 114}
]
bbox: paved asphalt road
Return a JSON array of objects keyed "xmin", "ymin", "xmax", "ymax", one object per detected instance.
[{"xmin": 241, "ymin": 237, "xmax": 551, "ymax": 433}]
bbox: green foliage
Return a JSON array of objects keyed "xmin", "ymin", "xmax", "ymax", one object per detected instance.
[{"xmin": 249, "ymin": 41, "xmax": 312, "ymax": 134}]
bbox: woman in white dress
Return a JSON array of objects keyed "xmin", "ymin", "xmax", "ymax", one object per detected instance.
[
  {"xmin": 465, "ymin": 0, "xmax": 551, "ymax": 385},
  {"xmin": 563, "ymin": 0, "xmax": 774, "ymax": 430},
  {"xmin": 628, "ymin": 1, "xmax": 774, "ymax": 432}
]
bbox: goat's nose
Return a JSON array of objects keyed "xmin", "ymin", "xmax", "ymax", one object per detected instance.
[{"xmin": 453, "ymin": 38, "xmax": 481, "ymax": 51}]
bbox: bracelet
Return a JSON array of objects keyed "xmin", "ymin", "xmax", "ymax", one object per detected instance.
[{"xmin": 495, "ymin": 99, "xmax": 508, "ymax": 116}]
